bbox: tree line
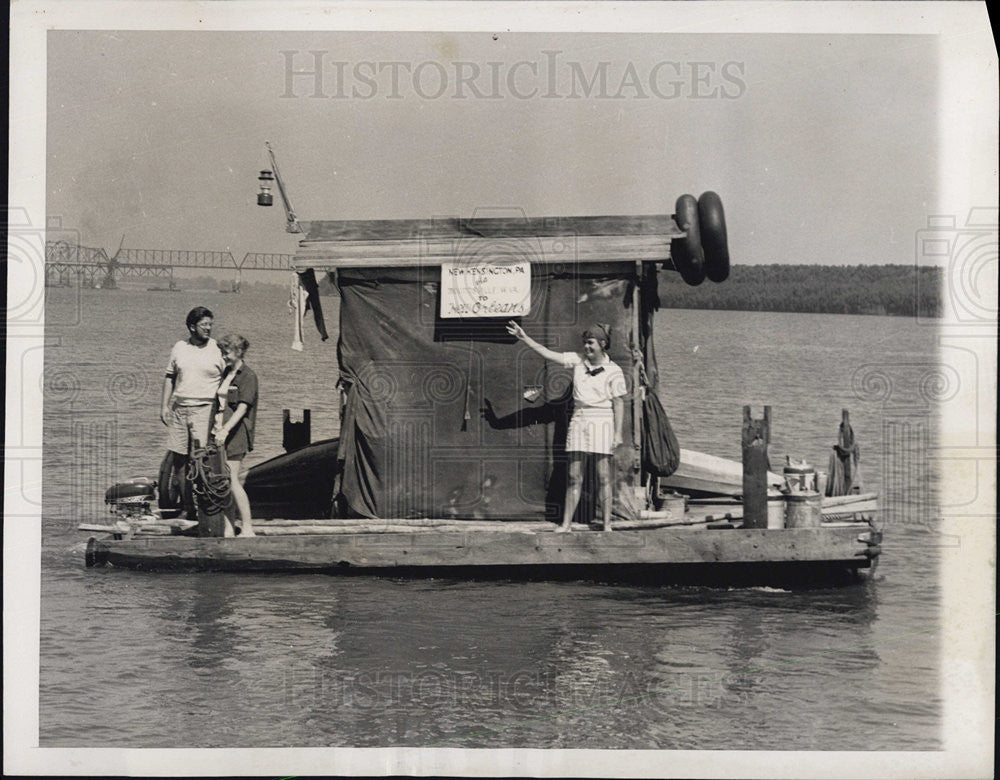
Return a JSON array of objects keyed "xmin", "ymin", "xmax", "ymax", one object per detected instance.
[
  {"xmin": 656, "ymin": 264, "xmax": 943, "ymax": 317},
  {"xmin": 171, "ymin": 264, "xmax": 944, "ymax": 318}
]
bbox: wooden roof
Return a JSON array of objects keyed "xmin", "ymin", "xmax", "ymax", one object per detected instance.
[{"xmin": 293, "ymin": 214, "xmax": 683, "ymax": 269}]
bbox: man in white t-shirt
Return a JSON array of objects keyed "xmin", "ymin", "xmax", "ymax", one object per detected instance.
[{"xmin": 160, "ymin": 307, "xmax": 225, "ymax": 491}]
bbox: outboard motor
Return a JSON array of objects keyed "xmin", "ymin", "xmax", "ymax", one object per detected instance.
[{"xmin": 104, "ymin": 477, "xmax": 158, "ymax": 526}]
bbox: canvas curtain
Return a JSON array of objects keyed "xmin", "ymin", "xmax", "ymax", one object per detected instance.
[{"xmin": 334, "ymin": 262, "xmax": 651, "ymax": 522}]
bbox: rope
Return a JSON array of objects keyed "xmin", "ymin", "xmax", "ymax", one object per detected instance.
[
  {"xmin": 633, "ymin": 347, "xmax": 650, "ymax": 389},
  {"xmin": 186, "ymin": 444, "xmax": 232, "ymax": 516}
]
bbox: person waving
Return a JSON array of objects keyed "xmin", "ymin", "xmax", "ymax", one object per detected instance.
[{"xmin": 507, "ymin": 321, "xmax": 627, "ymax": 532}]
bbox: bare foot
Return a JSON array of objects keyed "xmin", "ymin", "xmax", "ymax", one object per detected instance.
[
  {"xmin": 240, "ymin": 529, "xmax": 257, "ymax": 538},
  {"xmin": 554, "ymin": 524, "xmax": 572, "ymax": 533},
  {"xmin": 602, "ymin": 523, "xmax": 612, "ymax": 532}
]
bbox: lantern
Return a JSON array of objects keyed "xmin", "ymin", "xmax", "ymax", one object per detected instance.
[{"xmin": 257, "ymin": 170, "xmax": 274, "ymax": 207}]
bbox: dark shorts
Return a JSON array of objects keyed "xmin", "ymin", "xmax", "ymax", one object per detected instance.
[{"xmin": 224, "ymin": 423, "xmax": 250, "ymax": 461}]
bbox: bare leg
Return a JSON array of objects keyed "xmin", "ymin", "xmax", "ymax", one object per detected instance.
[
  {"xmin": 227, "ymin": 459, "xmax": 255, "ymax": 537},
  {"xmin": 559, "ymin": 453, "xmax": 584, "ymax": 532},
  {"xmin": 597, "ymin": 454, "xmax": 613, "ymax": 531}
]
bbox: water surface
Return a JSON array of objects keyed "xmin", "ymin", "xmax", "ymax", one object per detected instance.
[{"xmin": 40, "ymin": 288, "xmax": 941, "ymax": 748}]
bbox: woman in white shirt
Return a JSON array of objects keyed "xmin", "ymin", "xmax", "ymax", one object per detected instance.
[{"xmin": 506, "ymin": 320, "xmax": 627, "ymax": 532}]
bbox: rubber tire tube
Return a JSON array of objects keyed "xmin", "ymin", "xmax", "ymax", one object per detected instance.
[
  {"xmin": 698, "ymin": 191, "xmax": 730, "ymax": 283},
  {"xmin": 157, "ymin": 451, "xmax": 182, "ymax": 510},
  {"xmin": 671, "ymin": 194, "xmax": 706, "ymax": 286},
  {"xmin": 85, "ymin": 537, "xmax": 107, "ymax": 568}
]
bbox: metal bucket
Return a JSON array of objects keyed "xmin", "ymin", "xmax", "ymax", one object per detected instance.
[
  {"xmin": 785, "ymin": 491, "xmax": 822, "ymax": 528},
  {"xmin": 784, "ymin": 464, "xmax": 816, "ymax": 492}
]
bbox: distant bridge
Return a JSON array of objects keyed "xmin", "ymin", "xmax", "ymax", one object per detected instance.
[{"xmin": 44, "ymin": 242, "xmax": 296, "ymax": 289}]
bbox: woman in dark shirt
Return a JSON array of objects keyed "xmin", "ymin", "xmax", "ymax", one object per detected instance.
[{"xmin": 212, "ymin": 334, "xmax": 259, "ymax": 537}]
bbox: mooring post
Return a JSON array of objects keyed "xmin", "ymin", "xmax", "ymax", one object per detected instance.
[
  {"xmin": 283, "ymin": 409, "xmax": 311, "ymax": 452},
  {"xmin": 742, "ymin": 405, "xmax": 771, "ymax": 529}
]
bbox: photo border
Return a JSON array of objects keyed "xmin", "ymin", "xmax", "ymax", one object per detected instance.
[{"xmin": 5, "ymin": 2, "xmax": 996, "ymax": 777}]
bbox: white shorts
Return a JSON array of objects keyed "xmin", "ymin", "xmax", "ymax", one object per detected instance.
[
  {"xmin": 566, "ymin": 407, "xmax": 615, "ymax": 455},
  {"xmin": 167, "ymin": 402, "xmax": 214, "ymax": 455}
]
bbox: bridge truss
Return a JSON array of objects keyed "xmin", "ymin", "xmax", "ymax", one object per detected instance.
[{"xmin": 44, "ymin": 243, "xmax": 297, "ymax": 290}]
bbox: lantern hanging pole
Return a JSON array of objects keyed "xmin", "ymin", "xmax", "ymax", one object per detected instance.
[{"xmin": 266, "ymin": 141, "xmax": 303, "ymax": 234}]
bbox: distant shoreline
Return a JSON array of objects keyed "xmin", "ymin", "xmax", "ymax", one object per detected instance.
[
  {"xmin": 49, "ymin": 264, "xmax": 943, "ymax": 319},
  {"xmin": 656, "ymin": 263, "xmax": 942, "ymax": 318}
]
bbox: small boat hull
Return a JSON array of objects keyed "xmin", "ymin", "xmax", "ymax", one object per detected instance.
[
  {"xmin": 662, "ymin": 448, "xmax": 784, "ymax": 497},
  {"xmin": 243, "ymin": 438, "xmax": 340, "ymax": 519}
]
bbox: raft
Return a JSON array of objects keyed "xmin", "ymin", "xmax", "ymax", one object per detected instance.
[
  {"xmin": 85, "ymin": 512, "xmax": 880, "ymax": 586},
  {"xmin": 82, "ymin": 203, "xmax": 882, "ymax": 587}
]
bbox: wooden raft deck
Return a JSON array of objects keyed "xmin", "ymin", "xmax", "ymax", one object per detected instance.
[{"xmin": 85, "ymin": 521, "xmax": 880, "ymax": 586}]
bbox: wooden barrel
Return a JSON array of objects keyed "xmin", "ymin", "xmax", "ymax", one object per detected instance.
[{"xmin": 785, "ymin": 492, "xmax": 822, "ymax": 528}]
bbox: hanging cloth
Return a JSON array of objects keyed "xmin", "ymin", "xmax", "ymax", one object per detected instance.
[
  {"xmin": 290, "ymin": 272, "xmax": 306, "ymax": 351},
  {"xmin": 297, "ymin": 268, "xmax": 329, "ymax": 341},
  {"xmin": 827, "ymin": 412, "xmax": 862, "ymax": 496},
  {"xmin": 641, "ymin": 389, "xmax": 681, "ymax": 477}
]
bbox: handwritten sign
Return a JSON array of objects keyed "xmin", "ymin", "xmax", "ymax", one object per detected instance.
[{"xmin": 440, "ymin": 262, "xmax": 531, "ymax": 318}]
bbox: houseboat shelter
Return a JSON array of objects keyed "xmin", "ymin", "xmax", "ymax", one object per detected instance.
[{"xmin": 289, "ymin": 214, "xmax": 687, "ymax": 524}]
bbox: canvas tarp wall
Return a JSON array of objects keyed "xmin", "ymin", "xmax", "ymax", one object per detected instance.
[{"xmin": 333, "ymin": 262, "xmax": 660, "ymax": 522}]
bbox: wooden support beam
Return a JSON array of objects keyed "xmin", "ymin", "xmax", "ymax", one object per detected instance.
[
  {"xmin": 632, "ymin": 261, "xmax": 644, "ymax": 500},
  {"xmin": 742, "ymin": 405, "xmax": 771, "ymax": 529},
  {"xmin": 294, "ymin": 234, "xmax": 676, "ymax": 269}
]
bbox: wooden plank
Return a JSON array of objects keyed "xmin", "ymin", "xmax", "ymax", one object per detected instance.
[
  {"xmin": 80, "ymin": 520, "xmax": 196, "ymax": 533},
  {"xmin": 638, "ymin": 508, "xmax": 687, "ymax": 520},
  {"xmin": 684, "ymin": 500, "xmax": 878, "ymax": 521},
  {"xmin": 824, "ymin": 500, "xmax": 879, "ymax": 515},
  {"xmin": 302, "ymin": 215, "xmax": 683, "ymax": 242},
  {"xmin": 250, "ymin": 518, "xmax": 556, "ymax": 531},
  {"xmin": 822, "ymin": 492, "xmax": 879, "ymax": 508},
  {"xmin": 96, "ymin": 525, "xmax": 872, "ymax": 572},
  {"xmin": 253, "ymin": 517, "xmax": 548, "ymax": 528},
  {"xmin": 293, "ymin": 235, "xmax": 675, "ymax": 269},
  {"xmin": 250, "ymin": 523, "xmax": 554, "ymax": 536},
  {"xmin": 610, "ymin": 517, "xmax": 714, "ymax": 530}
]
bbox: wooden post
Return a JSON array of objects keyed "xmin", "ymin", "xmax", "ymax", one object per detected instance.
[
  {"xmin": 632, "ymin": 261, "xmax": 644, "ymax": 502},
  {"xmin": 742, "ymin": 405, "xmax": 771, "ymax": 529},
  {"xmin": 283, "ymin": 409, "xmax": 311, "ymax": 452}
]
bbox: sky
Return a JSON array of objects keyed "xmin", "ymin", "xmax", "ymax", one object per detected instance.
[{"xmin": 46, "ymin": 30, "xmax": 940, "ymax": 266}]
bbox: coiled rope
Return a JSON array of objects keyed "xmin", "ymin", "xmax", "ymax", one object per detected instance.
[{"xmin": 186, "ymin": 443, "xmax": 232, "ymax": 516}]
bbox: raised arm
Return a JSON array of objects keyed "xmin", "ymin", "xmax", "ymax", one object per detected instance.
[{"xmin": 506, "ymin": 321, "xmax": 565, "ymax": 364}]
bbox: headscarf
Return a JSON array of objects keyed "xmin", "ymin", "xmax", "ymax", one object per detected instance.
[{"xmin": 582, "ymin": 323, "xmax": 611, "ymax": 349}]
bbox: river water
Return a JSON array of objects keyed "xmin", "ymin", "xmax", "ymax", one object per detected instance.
[{"xmin": 39, "ymin": 286, "xmax": 941, "ymax": 749}]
